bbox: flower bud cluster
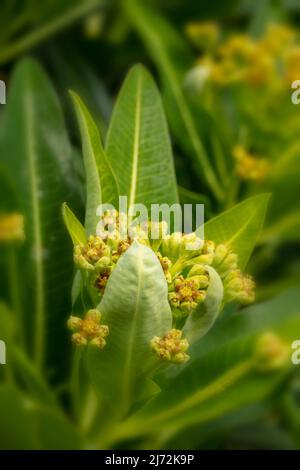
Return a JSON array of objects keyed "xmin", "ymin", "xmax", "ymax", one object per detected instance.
[
  {"xmin": 74, "ymin": 211, "xmax": 255, "ymax": 311},
  {"xmin": 67, "ymin": 309, "xmax": 109, "ymax": 349},
  {"xmin": 191, "ymin": 240, "xmax": 255, "ymax": 305},
  {"xmin": 168, "ymin": 265, "xmax": 209, "ymax": 316},
  {"xmin": 72, "ymin": 211, "xmax": 256, "ymax": 365},
  {"xmin": 151, "ymin": 329, "xmax": 190, "ymax": 363}
]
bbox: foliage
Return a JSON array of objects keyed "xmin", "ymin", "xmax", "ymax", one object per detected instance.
[{"xmin": 0, "ymin": 0, "xmax": 299, "ymax": 450}]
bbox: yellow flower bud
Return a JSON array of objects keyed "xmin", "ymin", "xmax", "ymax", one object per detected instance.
[
  {"xmin": 67, "ymin": 315, "xmax": 83, "ymax": 332},
  {"xmin": 254, "ymin": 332, "xmax": 289, "ymax": 372},
  {"xmin": 74, "ymin": 236, "xmax": 111, "ymax": 271},
  {"xmin": 67, "ymin": 309, "xmax": 109, "ymax": 349},
  {"xmin": 151, "ymin": 329, "xmax": 190, "ymax": 363},
  {"xmin": 224, "ymin": 270, "xmax": 255, "ymax": 305},
  {"xmin": 161, "ymin": 232, "xmax": 203, "ymax": 263},
  {"xmin": 72, "ymin": 333, "xmax": 87, "ymax": 347},
  {"xmin": 89, "ymin": 336, "xmax": 107, "ymax": 349},
  {"xmin": 0, "ymin": 213, "xmax": 24, "ymax": 243},
  {"xmin": 169, "ymin": 275, "xmax": 206, "ymax": 315}
]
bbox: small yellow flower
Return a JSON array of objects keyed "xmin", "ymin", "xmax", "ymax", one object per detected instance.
[
  {"xmin": 74, "ymin": 235, "xmax": 111, "ymax": 271},
  {"xmin": 151, "ymin": 329, "xmax": 190, "ymax": 363},
  {"xmin": 169, "ymin": 274, "xmax": 207, "ymax": 315},
  {"xmin": 0, "ymin": 213, "xmax": 24, "ymax": 243},
  {"xmin": 254, "ymin": 332, "xmax": 289, "ymax": 372},
  {"xmin": 233, "ymin": 145, "xmax": 270, "ymax": 181},
  {"xmin": 67, "ymin": 309, "xmax": 109, "ymax": 349},
  {"xmin": 157, "ymin": 252, "xmax": 172, "ymax": 282},
  {"xmin": 185, "ymin": 21, "xmax": 219, "ymax": 49}
]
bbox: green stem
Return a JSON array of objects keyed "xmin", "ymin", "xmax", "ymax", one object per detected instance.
[
  {"xmin": 6, "ymin": 246, "xmax": 24, "ymax": 347},
  {"xmin": 0, "ymin": 0, "xmax": 103, "ymax": 64},
  {"xmin": 98, "ymin": 358, "xmax": 254, "ymax": 448},
  {"xmin": 71, "ymin": 348, "xmax": 82, "ymax": 421}
]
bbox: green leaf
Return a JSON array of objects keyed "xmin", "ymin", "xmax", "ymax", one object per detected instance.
[
  {"xmin": 123, "ymin": 0, "xmax": 224, "ymax": 201},
  {"xmin": 0, "ymin": 58, "xmax": 79, "ymax": 375},
  {"xmin": 105, "ymin": 64, "xmax": 179, "ymax": 209},
  {"xmin": 11, "ymin": 347, "xmax": 60, "ymax": 410},
  {"xmin": 0, "ymin": 384, "xmax": 36, "ymax": 449},
  {"xmin": 70, "ymin": 92, "xmax": 119, "ymax": 235},
  {"xmin": 0, "ymin": 384, "xmax": 82, "ymax": 449},
  {"xmin": 201, "ymin": 194, "xmax": 270, "ymax": 269},
  {"xmin": 183, "ymin": 266, "xmax": 224, "ymax": 344},
  {"xmin": 87, "ymin": 242, "xmax": 172, "ymax": 415},
  {"xmin": 62, "ymin": 202, "xmax": 87, "ymax": 246},
  {"xmin": 29, "ymin": 406, "xmax": 83, "ymax": 450},
  {"xmin": 111, "ymin": 287, "xmax": 300, "ymax": 447}
]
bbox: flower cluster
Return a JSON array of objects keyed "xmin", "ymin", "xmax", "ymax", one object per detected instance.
[
  {"xmin": 186, "ymin": 22, "xmax": 300, "ymax": 88},
  {"xmin": 151, "ymin": 329, "xmax": 190, "ymax": 363},
  {"xmin": 71, "ymin": 211, "xmax": 255, "ymax": 361},
  {"xmin": 67, "ymin": 309, "xmax": 109, "ymax": 349},
  {"xmin": 185, "ymin": 22, "xmax": 300, "ymax": 183}
]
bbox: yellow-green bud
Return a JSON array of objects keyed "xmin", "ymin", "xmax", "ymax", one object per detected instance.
[
  {"xmin": 72, "ymin": 333, "xmax": 87, "ymax": 347},
  {"xmin": 74, "ymin": 236, "xmax": 110, "ymax": 271},
  {"xmin": 191, "ymin": 240, "xmax": 215, "ymax": 265},
  {"xmin": 67, "ymin": 315, "xmax": 83, "ymax": 332},
  {"xmin": 151, "ymin": 329, "xmax": 190, "ymax": 363},
  {"xmin": 254, "ymin": 332, "xmax": 289, "ymax": 372},
  {"xmin": 157, "ymin": 252, "xmax": 172, "ymax": 282},
  {"xmin": 89, "ymin": 336, "xmax": 107, "ymax": 349},
  {"xmin": 224, "ymin": 270, "xmax": 255, "ymax": 305},
  {"xmin": 161, "ymin": 232, "xmax": 203, "ymax": 263},
  {"xmin": 212, "ymin": 244, "xmax": 238, "ymax": 277},
  {"xmin": 85, "ymin": 309, "xmax": 102, "ymax": 322}
]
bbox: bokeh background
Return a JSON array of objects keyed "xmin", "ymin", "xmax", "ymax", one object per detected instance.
[{"xmin": 0, "ymin": 0, "xmax": 300, "ymax": 450}]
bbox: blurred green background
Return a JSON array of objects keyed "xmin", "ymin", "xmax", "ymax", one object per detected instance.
[{"xmin": 0, "ymin": 0, "xmax": 300, "ymax": 450}]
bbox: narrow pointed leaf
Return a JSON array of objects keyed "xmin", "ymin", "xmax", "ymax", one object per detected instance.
[
  {"xmin": 70, "ymin": 92, "xmax": 119, "ymax": 235},
  {"xmin": 0, "ymin": 58, "xmax": 79, "ymax": 374},
  {"xmin": 123, "ymin": 0, "xmax": 223, "ymax": 201},
  {"xmin": 105, "ymin": 64, "xmax": 178, "ymax": 208},
  {"xmin": 62, "ymin": 202, "xmax": 86, "ymax": 246},
  {"xmin": 200, "ymin": 194, "xmax": 270, "ymax": 269}
]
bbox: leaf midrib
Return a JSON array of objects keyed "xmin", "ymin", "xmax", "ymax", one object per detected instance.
[
  {"xmin": 125, "ymin": 0, "xmax": 224, "ymax": 202},
  {"xmin": 78, "ymin": 106, "xmax": 102, "ymax": 232},
  {"xmin": 121, "ymin": 248, "xmax": 143, "ymax": 412},
  {"xmin": 24, "ymin": 85, "xmax": 45, "ymax": 370},
  {"xmin": 129, "ymin": 70, "xmax": 142, "ymax": 209}
]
